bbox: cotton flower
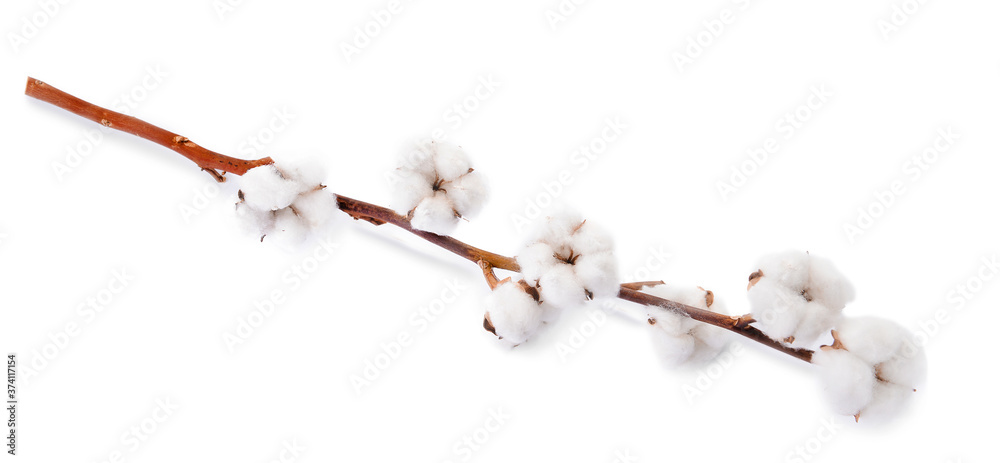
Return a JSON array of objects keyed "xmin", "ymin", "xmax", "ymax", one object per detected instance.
[
  {"xmin": 643, "ymin": 284, "xmax": 730, "ymax": 368},
  {"xmin": 235, "ymin": 160, "xmax": 339, "ymax": 247},
  {"xmin": 515, "ymin": 210, "xmax": 619, "ymax": 311},
  {"xmin": 812, "ymin": 316, "xmax": 926, "ymax": 422},
  {"xmin": 746, "ymin": 250, "xmax": 855, "ymax": 347},
  {"xmin": 390, "ymin": 140, "xmax": 489, "ymax": 235},
  {"xmin": 483, "ymin": 279, "xmax": 546, "ymax": 346}
]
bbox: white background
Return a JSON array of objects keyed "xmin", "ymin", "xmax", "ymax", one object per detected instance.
[{"xmin": 2, "ymin": 1, "xmax": 998, "ymax": 462}]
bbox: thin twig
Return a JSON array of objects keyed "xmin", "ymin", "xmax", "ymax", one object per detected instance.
[{"xmin": 24, "ymin": 76, "xmax": 814, "ymax": 364}]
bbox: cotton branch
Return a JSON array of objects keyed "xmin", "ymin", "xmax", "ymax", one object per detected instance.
[{"xmin": 24, "ymin": 76, "xmax": 813, "ymax": 364}]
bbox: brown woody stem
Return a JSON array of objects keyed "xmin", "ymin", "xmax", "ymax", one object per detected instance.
[
  {"xmin": 617, "ymin": 287, "xmax": 812, "ymax": 362},
  {"xmin": 25, "ymin": 76, "xmax": 814, "ymax": 364},
  {"xmin": 334, "ymin": 194, "xmax": 521, "ymax": 272},
  {"xmin": 24, "ymin": 77, "xmax": 274, "ymax": 181}
]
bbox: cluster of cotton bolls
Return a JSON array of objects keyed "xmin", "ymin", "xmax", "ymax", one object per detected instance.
[
  {"xmin": 234, "ymin": 160, "xmax": 339, "ymax": 247},
  {"xmin": 812, "ymin": 317, "xmax": 926, "ymax": 422},
  {"xmin": 745, "ymin": 250, "xmax": 926, "ymax": 421},
  {"xmin": 746, "ymin": 250, "xmax": 855, "ymax": 347},
  {"xmin": 642, "ymin": 284, "xmax": 730, "ymax": 368},
  {"xmin": 390, "ymin": 140, "xmax": 489, "ymax": 235},
  {"xmin": 481, "ymin": 278, "xmax": 551, "ymax": 346},
  {"xmin": 516, "ymin": 211, "xmax": 620, "ymax": 311}
]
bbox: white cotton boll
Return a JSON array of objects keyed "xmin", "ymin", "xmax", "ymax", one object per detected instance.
[
  {"xmin": 409, "ymin": 193, "xmax": 459, "ymax": 235},
  {"xmin": 650, "ymin": 327, "xmax": 696, "ymax": 368},
  {"xmin": 813, "ymin": 348, "xmax": 877, "ymax": 416},
  {"xmin": 530, "ymin": 210, "xmax": 585, "ymax": 253},
  {"xmin": 538, "ymin": 301, "xmax": 564, "ymax": 324},
  {"xmin": 516, "ymin": 242, "xmax": 558, "ymax": 284},
  {"xmin": 876, "ymin": 352, "xmax": 927, "ymax": 390},
  {"xmin": 265, "ymin": 208, "xmax": 309, "ymax": 248},
  {"xmin": 537, "ymin": 263, "xmax": 586, "ymax": 309},
  {"xmin": 688, "ymin": 324, "xmax": 729, "ymax": 363},
  {"xmin": 568, "ymin": 221, "xmax": 615, "ymax": 256},
  {"xmin": 748, "ymin": 251, "xmax": 854, "ymax": 346},
  {"xmin": 240, "ymin": 165, "xmax": 304, "ymax": 211},
  {"xmin": 755, "ymin": 250, "xmax": 810, "ymax": 289},
  {"xmin": 291, "ymin": 188, "xmax": 339, "ymax": 228},
  {"xmin": 397, "ymin": 142, "xmax": 437, "ymax": 180},
  {"xmin": 747, "ymin": 278, "xmax": 807, "ymax": 341},
  {"xmin": 573, "ymin": 251, "xmax": 620, "ymax": 299},
  {"xmin": 648, "ymin": 315, "xmax": 728, "ymax": 368},
  {"xmin": 235, "ymin": 201, "xmax": 275, "ymax": 237},
  {"xmin": 860, "ymin": 382, "xmax": 914, "ymax": 423},
  {"xmin": 645, "ymin": 285, "xmax": 730, "ymax": 367},
  {"xmin": 432, "ymin": 142, "xmax": 473, "ymax": 180},
  {"xmin": 648, "ymin": 306, "xmax": 699, "ymax": 337},
  {"xmin": 807, "ymin": 255, "xmax": 855, "ymax": 309},
  {"xmin": 484, "ymin": 282, "xmax": 543, "ymax": 346},
  {"xmin": 835, "ymin": 316, "xmax": 926, "ymax": 391},
  {"xmin": 789, "ymin": 301, "xmax": 842, "ymax": 348},
  {"xmin": 446, "ymin": 171, "xmax": 489, "ymax": 218},
  {"xmin": 278, "ymin": 157, "xmax": 328, "ymax": 188},
  {"xmin": 812, "ymin": 316, "xmax": 925, "ymax": 421},
  {"xmin": 834, "ymin": 317, "xmax": 912, "ymax": 366},
  {"xmin": 391, "ymin": 140, "xmax": 487, "ymax": 230},
  {"xmin": 391, "ymin": 171, "xmax": 434, "ymax": 214}
]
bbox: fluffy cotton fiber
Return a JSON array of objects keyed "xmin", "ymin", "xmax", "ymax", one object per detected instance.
[
  {"xmin": 812, "ymin": 316, "xmax": 926, "ymax": 422},
  {"xmin": 644, "ymin": 284, "xmax": 730, "ymax": 368},
  {"xmin": 483, "ymin": 280, "xmax": 545, "ymax": 346},
  {"xmin": 515, "ymin": 210, "xmax": 619, "ymax": 312},
  {"xmin": 235, "ymin": 160, "xmax": 339, "ymax": 247},
  {"xmin": 747, "ymin": 250, "xmax": 855, "ymax": 347},
  {"xmin": 390, "ymin": 140, "xmax": 489, "ymax": 235}
]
